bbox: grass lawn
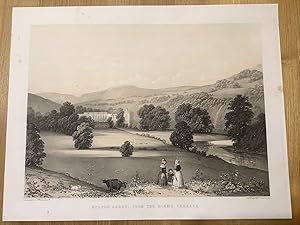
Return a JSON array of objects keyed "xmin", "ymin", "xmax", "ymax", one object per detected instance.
[{"xmin": 38, "ymin": 129, "xmax": 269, "ymax": 196}]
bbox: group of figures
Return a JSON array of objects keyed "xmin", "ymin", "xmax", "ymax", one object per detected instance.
[{"xmin": 157, "ymin": 159, "xmax": 184, "ymax": 188}]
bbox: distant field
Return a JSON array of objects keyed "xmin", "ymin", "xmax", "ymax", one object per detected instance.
[
  {"xmin": 121, "ymin": 128, "xmax": 229, "ymax": 145},
  {"xmin": 40, "ymin": 129, "xmax": 269, "ymax": 194}
]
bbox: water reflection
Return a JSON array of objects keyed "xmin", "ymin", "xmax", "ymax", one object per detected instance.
[{"xmin": 195, "ymin": 141, "xmax": 268, "ymax": 171}]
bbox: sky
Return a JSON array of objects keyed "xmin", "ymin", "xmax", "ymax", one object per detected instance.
[{"xmin": 28, "ymin": 24, "xmax": 262, "ymax": 96}]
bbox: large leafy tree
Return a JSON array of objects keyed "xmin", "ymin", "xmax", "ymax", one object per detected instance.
[
  {"xmin": 148, "ymin": 106, "xmax": 170, "ymax": 130},
  {"xmin": 27, "ymin": 107, "xmax": 36, "ymax": 124},
  {"xmin": 78, "ymin": 115, "xmax": 95, "ymax": 129},
  {"xmin": 175, "ymin": 103, "xmax": 214, "ymax": 133},
  {"xmin": 238, "ymin": 113, "xmax": 267, "ymax": 153},
  {"xmin": 59, "ymin": 101, "xmax": 75, "ymax": 118},
  {"xmin": 170, "ymin": 121, "xmax": 194, "ymax": 150},
  {"xmin": 47, "ymin": 109, "xmax": 60, "ymax": 132},
  {"xmin": 137, "ymin": 104, "xmax": 170, "ymax": 131},
  {"xmin": 225, "ymin": 95, "xmax": 254, "ymax": 145},
  {"xmin": 116, "ymin": 108, "xmax": 125, "ymax": 128},
  {"xmin": 137, "ymin": 104, "xmax": 155, "ymax": 130},
  {"xmin": 72, "ymin": 122, "xmax": 94, "ymax": 149},
  {"xmin": 66, "ymin": 113, "xmax": 80, "ymax": 135},
  {"xmin": 107, "ymin": 117, "xmax": 114, "ymax": 128},
  {"xmin": 26, "ymin": 123, "xmax": 46, "ymax": 167}
]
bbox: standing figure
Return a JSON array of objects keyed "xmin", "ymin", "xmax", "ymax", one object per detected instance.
[
  {"xmin": 167, "ymin": 169, "xmax": 174, "ymax": 185},
  {"xmin": 173, "ymin": 159, "xmax": 184, "ymax": 188},
  {"xmin": 157, "ymin": 158, "xmax": 168, "ymax": 186}
]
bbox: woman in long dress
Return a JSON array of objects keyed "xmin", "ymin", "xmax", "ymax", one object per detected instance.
[
  {"xmin": 173, "ymin": 159, "xmax": 184, "ymax": 188},
  {"xmin": 157, "ymin": 159, "xmax": 168, "ymax": 186}
]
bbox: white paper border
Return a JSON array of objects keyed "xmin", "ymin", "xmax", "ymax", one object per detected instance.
[{"xmin": 3, "ymin": 4, "xmax": 291, "ymax": 221}]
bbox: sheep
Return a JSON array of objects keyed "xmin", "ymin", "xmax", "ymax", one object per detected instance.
[
  {"xmin": 102, "ymin": 179, "xmax": 127, "ymax": 192},
  {"xmin": 70, "ymin": 184, "xmax": 81, "ymax": 191}
]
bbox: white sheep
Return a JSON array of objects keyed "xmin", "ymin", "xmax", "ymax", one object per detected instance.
[{"xmin": 70, "ymin": 184, "xmax": 81, "ymax": 191}]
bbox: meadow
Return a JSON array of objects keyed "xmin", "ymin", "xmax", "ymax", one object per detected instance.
[{"xmin": 39, "ymin": 129, "xmax": 269, "ymax": 194}]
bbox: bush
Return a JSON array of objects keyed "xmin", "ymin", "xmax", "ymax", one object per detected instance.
[
  {"xmin": 72, "ymin": 122, "xmax": 94, "ymax": 149},
  {"xmin": 26, "ymin": 123, "xmax": 46, "ymax": 167},
  {"xmin": 120, "ymin": 141, "xmax": 134, "ymax": 157},
  {"xmin": 170, "ymin": 121, "xmax": 194, "ymax": 150}
]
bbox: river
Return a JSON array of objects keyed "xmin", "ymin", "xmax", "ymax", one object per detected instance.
[{"xmin": 200, "ymin": 140, "xmax": 268, "ymax": 171}]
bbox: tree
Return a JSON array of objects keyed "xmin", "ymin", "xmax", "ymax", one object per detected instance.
[
  {"xmin": 25, "ymin": 123, "xmax": 46, "ymax": 167},
  {"xmin": 175, "ymin": 103, "xmax": 214, "ymax": 133},
  {"xmin": 66, "ymin": 113, "xmax": 80, "ymax": 135},
  {"xmin": 175, "ymin": 103, "xmax": 192, "ymax": 123},
  {"xmin": 238, "ymin": 113, "xmax": 267, "ymax": 153},
  {"xmin": 137, "ymin": 104, "xmax": 170, "ymax": 131},
  {"xmin": 78, "ymin": 116, "xmax": 95, "ymax": 129},
  {"xmin": 47, "ymin": 109, "xmax": 60, "ymax": 132},
  {"xmin": 27, "ymin": 107, "xmax": 36, "ymax": 124},
  {"xmin": 119, "ymin": 141, "xmax": 134, "ymax": 157},
  {"xmin": 137, "ymin": 104, "xmax": 155, "ymax": 130},
  {"xmin": 60, "ymin": 101, "xmax": 75, "ymax": 118},
  {"xmin": 107, "ymin": 117, "xmax": 114, "ymax": 128},
  {"xmin": 72, "ymin": 122, "xmax": 94, "ymax": 149},
  {"xmin": 170, "ymin": 121, "xmax": 194, "ymax": 150},
  {"xmin": 225, "ymin": 95, "xmax": 254, "ymax": 145},
  {"xmin": 75, "ymin": 105, "xmax": 86, "ymax": 114},
  {"xmin": 148, "ymin": 106, "xmax": 170, "ymax": 130},
  {"xmin": 116, "ymin": 109, "xmax": 125, "ymax": 128},
  {"xmin": 57, "ymin": 116, "xmax": 69, "ymax": 134}
]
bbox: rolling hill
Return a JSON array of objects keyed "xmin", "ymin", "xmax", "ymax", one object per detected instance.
[
  {"xmin": 37, "ymin": 92, "xmax": 80, "ymax": 104},
  {"xmin": 29, "ymin": 65, "xmax": 265, "ymax": 133},
  {"xmin": 28, "ymin": 93, "xmax": 61, "ymax": 114},
  {"xmin": 76, "ymin": 65, "xmax": 265, "ymax": 133},
  {"xmin": 38, "ymin": 85, "xmax": 201, "ymax": 104}
]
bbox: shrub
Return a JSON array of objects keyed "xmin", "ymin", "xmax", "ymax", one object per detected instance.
[
  {"xmin": 26, "ymin": 123, "xmax": 46, "ymax": 167},
  {"xmin": 72, "ymin": 122, "xmax": 94, "ymax": 149},
  {"xmin": 120, "ymin": 141, "xmax": 134, "ymax": 157}
]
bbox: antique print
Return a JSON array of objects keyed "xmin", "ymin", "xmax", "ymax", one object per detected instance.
[
  {"xmin": 25, "ymin": 24, "xmax": 269, "ymax": 198},
  {"xmin": 3, "ymin": 5, "xmax": 291, "ymax": 221}
]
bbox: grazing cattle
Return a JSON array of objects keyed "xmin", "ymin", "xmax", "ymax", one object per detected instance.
[{"xmin": 102, "ymin": 179, "xmax": 127, "ymax": 192}]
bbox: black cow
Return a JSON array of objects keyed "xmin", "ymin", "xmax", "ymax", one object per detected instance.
[{"xmin": 102, "ymin": 179, "xmax": 127, "ymax": 192}]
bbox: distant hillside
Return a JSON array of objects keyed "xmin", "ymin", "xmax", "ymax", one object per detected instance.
[
  {"xmin": 38, "ymin": 85, "xmax": 201, "ymax": 104},
  {"xmin": 29, "ymin": 65, "xmax": 264, "ymax": 133},
  {"xmin": 28, "ymin": 93, "xmax": 61, "ymax": 114},
  {"xmin": 78, "ymin": 65, "xmax": 264, "ymax": 133},
  {"xmin": 38, "ymin": 92, "xmax": 80, "ymax": 104},
  {"xmin": 80, "ymin": 85, "xmax": 159, "ymax": 103}
]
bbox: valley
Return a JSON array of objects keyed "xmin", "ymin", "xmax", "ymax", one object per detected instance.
[{"xmin": 30, "ymin": 65, "xmax": 265, "ymax": 133}]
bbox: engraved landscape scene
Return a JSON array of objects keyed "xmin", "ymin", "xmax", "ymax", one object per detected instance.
[{"xmin": 25, "ymin": 24, "xmax": 269, "ymax": 198}]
